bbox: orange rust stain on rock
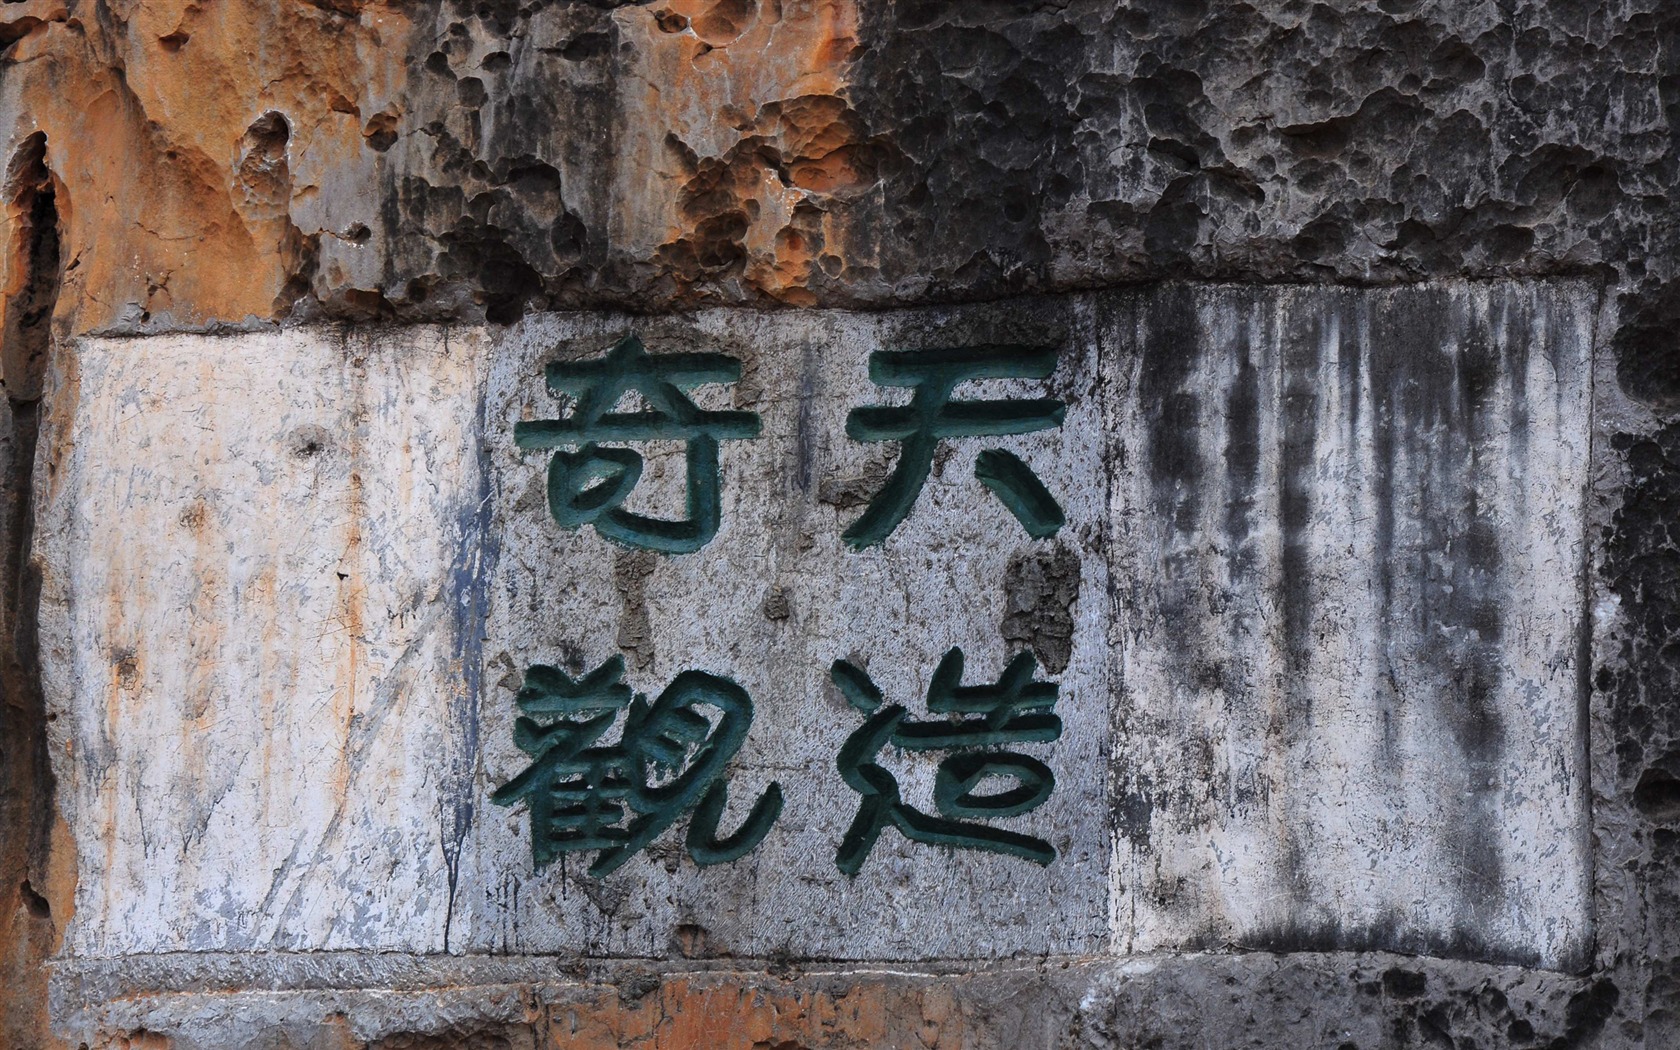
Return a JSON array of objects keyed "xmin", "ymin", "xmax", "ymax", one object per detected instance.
[
  {"xmin": 0, "ymin": 812, "xmax": 75, "ymax": 1050},
  {"xmin": 0, "ymin": 0, "xmax": 885, "ymax": 326},
  {"xmin": 618, "ymin": 0, "xmax": 880, "ymax": 304},
  {"xmin": 1, "ymin": 1, "xmax": 413, "ymax": 333},
  {"xmin": 541, "ymin": 974, "xmax": 982, "ymax": 1050}
]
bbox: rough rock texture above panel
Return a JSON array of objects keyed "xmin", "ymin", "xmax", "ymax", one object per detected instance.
[{"xmin": 0, "ymin": 0, "xmax": 1671, "ymax": 415}]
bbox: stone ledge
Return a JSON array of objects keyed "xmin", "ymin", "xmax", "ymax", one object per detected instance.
[{"xmin": 51, "ymin": 951, "xmax": 1611, "ymax": 1050}]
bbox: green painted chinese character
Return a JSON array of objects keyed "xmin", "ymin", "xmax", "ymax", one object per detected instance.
[
  {"xmin": 491, "ymin": 655, "xmax": 783, "ymax": 876},
  {"xmin": 843, "ymin": 345, "xmax": 1066, "ymax": 548},
  {"xmin": 830, "ymin": 647, "xmax": 1062, "ymax": 875},
  {"xmin": 515, "ymin": 335, "xmax": 760, "ymax": 554}
]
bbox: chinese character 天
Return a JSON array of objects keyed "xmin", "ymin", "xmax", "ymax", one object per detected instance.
[
  {"xmin": 491, "ymin": 655, "xmax": 783, "ymax": 876},
  {"xmin": 515, "ymin": 335, "xmax": 760, "ymax": 554},
  {"xmin": 844, "ymin": 344, "xmax": 1067, "ymax": 548},
  {"xmin": 829, "ymin": 647, "xmax": 1063, "ymax": 875}
]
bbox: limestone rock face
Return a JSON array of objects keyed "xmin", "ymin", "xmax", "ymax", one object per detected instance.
[
  {"xmin": 0, "ymin": 1, "xmax": 1673, "ymax": 1049},
  {"xmin": 0, "ymin": 0, "xmax": 1670, "ymax": 342}
]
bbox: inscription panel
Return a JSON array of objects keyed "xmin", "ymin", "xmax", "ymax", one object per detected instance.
[
  {"xmin": 42, "ymin": 283, "xmax": 1593, "ymax": 966},
  {"xmin": 459, "ymin": 306, "xmax": 1113, "ymax": 959}
]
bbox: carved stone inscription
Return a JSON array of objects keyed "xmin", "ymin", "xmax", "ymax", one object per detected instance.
[
  {"xmin": 472, "ymin": 307, "xmax": 1109, "ymax": 959},
  {"xmin": 42, "ymin": 283, "xmax": 1593, "ymax": 968}
]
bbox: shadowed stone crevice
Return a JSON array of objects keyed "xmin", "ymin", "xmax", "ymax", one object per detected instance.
[
  {"xmin": 0, "ymin": 128, "xmax": 64, "ymax": 1050},
  {"xmin": 234, "ymin": 112, "xmax": 320, "ymax": 320},
  {"xmin": 1000, "ymin": 540, "xmax": 1079, "ymax": 675}
]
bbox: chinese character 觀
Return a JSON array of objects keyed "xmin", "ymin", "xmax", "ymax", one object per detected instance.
[{"xmin": 491, "ymin": 654, "xmax": 783, "ymax": 876}]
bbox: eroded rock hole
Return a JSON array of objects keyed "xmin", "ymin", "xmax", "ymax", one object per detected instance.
[
  {"xmin": 363, "ymin": 112, "xmax": 399, "ymax": 153},
  {"xmin": 456, "ymin": 76, "xmax": 487, "ymax": 108},
  {"xmin": 18, "ymin": 880, "xmax": 47, "ymax": 919},
  {"xmin": 288, "ymin": 425, "xmax": 332, "ymax": 460},
  {"xmin": 237, "ymin": 112, "xmax": 291, "ymax": 210},
  {"xmin": 692, "ymin": 0, "xmax": 757, "ymax": 44},
  {"xmin": 1635, "ymin": 767, "xmax": 1680, "ymax": 822},
  {"xmin": 236, "ymin": 113, "xmax": 317, "ymax": 317}
]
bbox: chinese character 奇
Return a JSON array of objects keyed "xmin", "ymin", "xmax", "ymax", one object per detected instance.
[
  {"xmin": 843, "ymin": 344, "xmax": 1066, "ymax": 548},
  {"xmin": 829, "ymin": 647, "xmax": 1063, "ymax": 875},
  {"xmin": 491, "ymin": 655, "xmax": 783, "ymax": 876},
  {"xmin": 515, "ymin": 335, "xmax": 760, "ymax": 554}
]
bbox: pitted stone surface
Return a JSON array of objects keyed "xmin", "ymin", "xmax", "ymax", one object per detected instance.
[
  {"xmin": 45, "ymin": 951, "xmax": 1616, "ymax": 1050},
  {"xmin": 0, "ymin": 1, "xmax": 1670, "ymax": 336}
]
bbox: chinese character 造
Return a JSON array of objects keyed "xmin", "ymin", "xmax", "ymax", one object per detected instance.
[
  {"xmin": 843, "ymin": 345, "xmax": 1066, "ymax": 548},
  {"xmin": 491, "ymin": 655, "xmax": 783, "ymax": 876},
  {"xmin": 829, "ymin": 647, "xmax": 1062, "ymax": 875},
  {"xmin": 515, "ymin": 335, "xmax": 760, "ymax": 554}
]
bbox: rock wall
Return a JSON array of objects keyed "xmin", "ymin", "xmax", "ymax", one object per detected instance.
[{"xmin": 0, "ymin": 1, "xmax": 1673, "ymax": 1048}]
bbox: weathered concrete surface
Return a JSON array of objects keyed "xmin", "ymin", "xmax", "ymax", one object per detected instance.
[
  {"xmin": 34, "ymin": 282, "xmax": 1602, "ymax": 1045},
  {"xmin": 1108, "ymin": 283, "xmax": 1594, "ymax": 968},
  {"xmin": 39, "ymin": 328, "xmax": 492, "ymax": 956},
  {"xmin": 465, "ymin": 304, "xmax": 1112, "ymax": 960},
  {"xmin": 37, "ymin": 314, "xmax": 1110, "ymax": 963}
]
